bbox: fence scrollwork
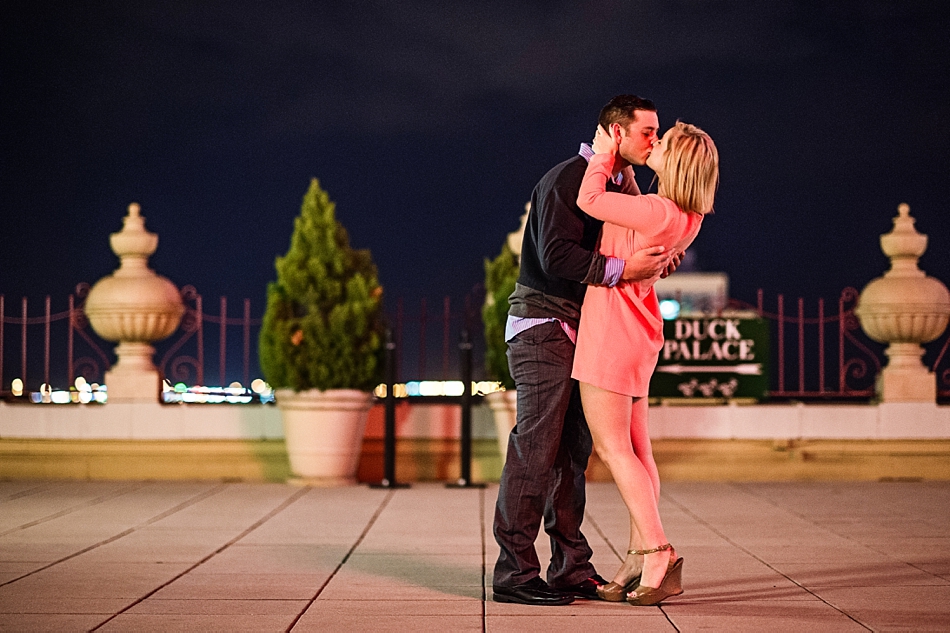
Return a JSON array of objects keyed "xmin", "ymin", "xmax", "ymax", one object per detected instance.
[
  {"xmin": 158, "ymin": 285, "xmax": 204, "ymax": 386},
  {"xmin": 932, "ymin": 333, "xmax": 950, "ymax": 397},
  {"xmin": 70, "ymin": 285, "xmax": 111, "ymax": 380},
  {"xmin": 838, "ymin": 287, "xmax": 881, "ymax": 395}
]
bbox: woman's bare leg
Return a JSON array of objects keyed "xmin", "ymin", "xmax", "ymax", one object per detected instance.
[
  {"xmin": 580, "ymin": 382, "xmax": 672, "ymax": 588},
  {"xmin": 629, "ymin": 396, "xmax": 660, "ymax": 503},
  {"xmin": 622, "ymin": 397, "xmax": 657, "ymax": 578}
]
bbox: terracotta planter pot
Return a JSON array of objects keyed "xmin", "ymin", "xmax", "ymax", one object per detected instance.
[
  {"xmin": 275, "ymin": 389, "xmax": 374, "ymax": 485},
  {"xmin": 485, "ymin": 389, "xmax": 517, "ymax": 464}
]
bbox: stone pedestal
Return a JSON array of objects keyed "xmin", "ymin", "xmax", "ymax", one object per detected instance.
[
  {"xmin": 85, "ymin": 203, "xmax": 184, "ymax": 403},
  {"xmin": 856, "ymin": 204, "xmax": 950, "ymax": 402},
  {"xmin": 103, "ymin": 342, "xmax": 163, "ymax": 401},
  {"xmin": 879, "ymin": 343, "xmax": 934, "ymax": 401}
]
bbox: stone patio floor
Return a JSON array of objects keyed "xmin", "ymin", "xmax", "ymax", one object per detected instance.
[{"xmin": 1, "ymin": 479, "xmax": 948, "ymax": 631}]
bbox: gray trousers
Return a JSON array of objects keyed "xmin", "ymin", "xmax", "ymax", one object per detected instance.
[{"xmin": 492, "ymin": 322, "xmax": 595, "ymax": 588}]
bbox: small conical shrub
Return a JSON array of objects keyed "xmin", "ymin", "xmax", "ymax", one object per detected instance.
[
  {"xmin": 259, "ymin": 178, "xmax": 384, "ymax": 392},
  {"xmin": 482, "ymin": 242, "xmax": 519, "ymax": 390}
]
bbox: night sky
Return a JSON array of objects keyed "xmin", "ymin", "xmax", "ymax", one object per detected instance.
[{"xmin": 3, "ymin": 1, "xmax": 950, "ymax": 322}]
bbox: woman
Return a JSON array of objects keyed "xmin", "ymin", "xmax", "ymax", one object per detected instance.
[{"xmin": 573, "ymin": 120, "xmax": 719, "ymax": 605}]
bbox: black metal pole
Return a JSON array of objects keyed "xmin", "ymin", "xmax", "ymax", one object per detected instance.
[
  {"xmin": 448, "ymin": 329, "xmax": 485, "ymax": 488},
  {"xmin": 459, "ymin": 329, "xmax": 472, "ymax": 484},
  {"xmin": 371, "ymin": 329, "xmax": 408, "ymax": 488}
]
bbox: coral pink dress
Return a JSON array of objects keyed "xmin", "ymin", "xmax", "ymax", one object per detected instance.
[{"xmin": 572, "ymin": 153, "xmax": 704, "ymax": 397}]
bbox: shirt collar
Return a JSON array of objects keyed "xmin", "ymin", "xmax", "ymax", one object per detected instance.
[{"xmin": 578, "ymin": 143, "xmax": 623, "ymax": 185}]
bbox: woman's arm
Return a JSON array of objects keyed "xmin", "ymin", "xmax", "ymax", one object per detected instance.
[{"xmin": 578, "ymin": 153, "xmax": 675, "ymax": 235}]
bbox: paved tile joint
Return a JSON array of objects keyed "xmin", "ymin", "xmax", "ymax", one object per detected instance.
[{"xmin": 0, "ymin": 480, "xmax": 948, "ymax": 631}]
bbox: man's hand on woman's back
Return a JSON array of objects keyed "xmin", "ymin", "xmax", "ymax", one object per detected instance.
[{"xmin": 621, "ymin": 246, "xmax": 678, "ymax": 282}]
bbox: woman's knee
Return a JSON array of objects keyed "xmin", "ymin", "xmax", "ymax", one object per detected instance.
[{"xmin": 593, "ymin": 442, "xmax": 632, "ymax": 471}]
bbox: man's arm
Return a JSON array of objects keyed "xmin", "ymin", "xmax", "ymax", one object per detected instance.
[{"xmin": 535, "ymin": 179, "xmax": 609, "ymax": 284}]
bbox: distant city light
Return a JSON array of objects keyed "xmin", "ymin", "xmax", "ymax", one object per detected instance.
[
  {"xmin": 475, "ymin": 381, "xmax": 504, "ymax": 395},
  {"xmin": 373, "ymin": 383, "xmax": 409, "ymax": 398},
  {"xmin": 11, "ymin": 378, "xmax": 106, "ymax": 404},
  {"xmin": 415, "ymin": 380, "xmax": 462, "ymax": 396},
  {"xmin": 659, "ymin": 299, "xmax": 681, "ymax": 320},
  {"xmin": 373, "ymin": 381, "xmax": 503, "ymax": 398},
  {"xmin": 160, "ymin": 381, "xmax": 272, "ymax": 404},
  {"xmin": 442, "ymin": 381, "xmax": 465, "ymax": 396},
  {"xmin": 15, "ymin": 377, "xmax": 504, "ymax": 405}
]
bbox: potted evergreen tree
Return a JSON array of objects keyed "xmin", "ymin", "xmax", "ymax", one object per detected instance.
[
  {"xmin": 259, "ymin": 178, "xmax": 384, "ymax": 485},
  {"xmin": 482, "ymin": 239, "xmax": 520, "ymax": 463}
]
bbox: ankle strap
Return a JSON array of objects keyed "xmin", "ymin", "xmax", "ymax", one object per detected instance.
[{"xmin": 628, "ymin": 543, "xmax": 672, "ymax": 556}]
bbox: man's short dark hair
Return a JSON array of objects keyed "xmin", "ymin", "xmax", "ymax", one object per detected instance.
[{"xmin": 598, "ymin": 95, "xmax": 657, "ymax": 130}]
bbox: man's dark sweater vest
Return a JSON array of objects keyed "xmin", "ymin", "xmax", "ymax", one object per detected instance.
[{"xmin": 509, "ymin": 155, "xmax": 625, "ymax": 328}]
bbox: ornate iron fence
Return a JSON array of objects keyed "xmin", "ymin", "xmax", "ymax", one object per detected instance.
[
  {"xmin": 2, "ymin": 285, "xmax": 948, "ymax": 400},
  {"xmin": 0, "ymin": 285, "xmax": 488, "ymax": 395},
  {"xmin": 385, "ymin": 286, "xmax": 485, "ymax": 383},
  {"xmin": 930, "ymin": 332, "xmax": 950, "ymax": 400},
  {"xmin": 731, "ymin": 288, "xmax": 885, "ymax": 399},
  {"xmin": 158, "ymin": 286, "xmax": 260, "ymax": 388},
  {"xmin": 0, "ymin": 284, "xmax": 111, "ymax": 392}
]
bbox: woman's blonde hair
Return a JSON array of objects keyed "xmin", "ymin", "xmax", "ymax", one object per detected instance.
[{"xmin": 657, "ymin": 121, "xmax": 719, "ymax": 215}]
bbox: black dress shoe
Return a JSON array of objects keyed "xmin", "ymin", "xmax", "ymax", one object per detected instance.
[
  {"xmin": 492, "ymin": 577, "xmax": 575, "ymax": 605},
  {"xmin": 554, "ymin": 574, "xmax": 609, "ymax": 600}
]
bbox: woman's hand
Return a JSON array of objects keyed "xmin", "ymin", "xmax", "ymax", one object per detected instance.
[{"xmin": 591, "ymin": 124, "xmax": 618, "ymax": 155}]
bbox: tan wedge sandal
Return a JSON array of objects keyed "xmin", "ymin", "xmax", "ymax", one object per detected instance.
[
  {"xmin": 596, "ymin": 550, "xmax": 642, "ymax": 602},
  {"xmin": 626, "ymin": 543, "xmax": 684, "ymax": 606}
]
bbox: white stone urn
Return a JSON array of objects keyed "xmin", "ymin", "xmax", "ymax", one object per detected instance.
[
  {"xmin": 275, "ymin": 389, "xmax": 375, "ymax": 485},
  {"xmin": 855, "ymin": 203, "xmax": 950, "ymax": 402},
  {"xmin": 485, "ymin": 389, "xmax": 517, "ymax": 464},
  {"xmin": 85, "ymin": 203, "xmax": 185, "ymax": 402}
]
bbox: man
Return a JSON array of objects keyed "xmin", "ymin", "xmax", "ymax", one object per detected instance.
[{"xmin": 492, "ymin": 95, "xmax": 675, "ymax": 606}]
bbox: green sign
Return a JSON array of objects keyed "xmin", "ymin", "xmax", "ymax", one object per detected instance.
[{"xmin": 649, "ymin": 314, "xmax": 770, "ymax": 401}]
